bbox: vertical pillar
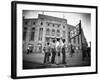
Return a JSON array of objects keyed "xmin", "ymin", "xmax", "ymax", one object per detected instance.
[
  {"xmin": 42, "ymin": 27, "xmax": 46, "ymax": 53},
  {"xmin": 79, "ymin": 20, "xmax": 85, "ymax": 61},
  {"xmin": 25, "ymin": 27, "xmax": 31, "ymax": 48}
]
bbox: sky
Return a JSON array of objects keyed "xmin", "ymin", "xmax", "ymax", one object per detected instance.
[{"xmin": 23, "ymin": 10, "xmax": 91, "ymax": 43}]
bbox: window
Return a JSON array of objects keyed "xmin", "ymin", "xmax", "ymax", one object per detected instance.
[
  {"xmin": 31, "ymin": 32, "xmax": 35, "ymax": 40},
  {"xmin": 52, "ymin": 29, "xmax": 55, "ymax": 36},
  {"xmin": 46, "ymin": 22, "xmax": 50, "ymax": 26},
  {"xmin": 41, "ymin": 18, "xmax": 44, "ymax": 20},
  {"xmin": 57, "ymin": 30, "xmax": 60, "ymax": 36},
  {"xmin": 33, "ymin": 22, "xmax": 35, "ymax": 25},
  {"xmin": 30, "ymin": 28, "xmax": 35, "ymax": 41},
  {"xmin": 58, "ymin": 25, "xmax": 60, "ymax": 28},
  {"xmin": 63, "ymin": 31, "xmax": 65, "ymax": 38},
  {"xmin": 74, "ymin": 37, "xmax": 76, "ymax": 43},
  {"xmin": 70, "ymin": 30, "xmax": 75, "ymax": 38},
  {"xmin": 71, "ymin": 39, "xmax": 73, "ymax": 44},
  {"xmin": 48, "ymin": 23, "xmax": 50, "ymax": 26},
  {"xmin": 39, "ymin": 28, "xmax": 43, "ymax": 41},
  {"xmin": 41, "ymin": 22, "xmax": 43, "ymax": 25},
  {"xmin": 23, "ymin": 27, "xmax": 27, "ymax": 40},
  {"xmin": 40, "ymin": 28, "xmax": 43, "ymax": 40},
  {"xmin": 63, "ymin": 26, "xmax": 65, "ymax": 28},
  {"xmin": 78, "ymin": 35, "xmax": 80, "ymax": 44},
  {"xmin": 25, "ymin": 22, "xmax": 28, "ymax": 25},
  {"xmin": 57, "ymin": 30, "xmax": 60, "ymax": 33},
  {"xmin": 53, "ymin": 24, "xmax": 55, "ymax": 27},
  {"xmin": 46, "ymin": 28, "xmax": 50, "ymax": 35}
]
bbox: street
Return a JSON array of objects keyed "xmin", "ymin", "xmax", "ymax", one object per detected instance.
[{"xmin": 23, "ymin": 52, "xmax": 90, "ymax": 69}]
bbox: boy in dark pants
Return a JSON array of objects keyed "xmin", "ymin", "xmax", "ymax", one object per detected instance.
[
  {"xmin": 51, "ymin": 40, "xmax": 56, "ymax": 64},
  {"xmin": 51, "ymin": 47, "xmax": 56, "ymax": 63},
  {"xmin": 62, "ymin": 40, "xmax": 66, "ymax": 64},
  {"xmin": 43, "ymin": 43, "xmax": 51, "ymax": 64}
]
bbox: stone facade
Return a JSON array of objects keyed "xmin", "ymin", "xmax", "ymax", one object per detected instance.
[{"xmin": 23, "ymin": 14, "xmax": 88, "ymax": 53}]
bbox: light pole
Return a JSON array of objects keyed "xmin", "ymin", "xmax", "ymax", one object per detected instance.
[{"xmin": 79, "ymin": 20, "xmax": 84, "ymax": 61}]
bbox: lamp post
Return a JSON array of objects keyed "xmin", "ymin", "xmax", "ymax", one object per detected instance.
[{"xmin": 79, "ymin": 20, "xmax": 84, "ymax": 61}]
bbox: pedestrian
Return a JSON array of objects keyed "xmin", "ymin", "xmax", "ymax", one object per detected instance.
[
  {"xmin": 87, "ymin": 47, "xmax": 91, "ymax": 57},
  {"xmin": 55, "ymin": 39, "xmax": 60, "ymax": 65},
  {"xmin": 61, "ymin": 39, "xmax": 66, "ymax": 64},
  {"xmin": 43, "ymin": 43, "xmax": 51, "ymax": 64},
  {"xmin": 51, "ymin": 40, "xmax": 56, "ymax": 64},
  {"xmin": 70, "ymin": 44, "xmax": 74, "ymax": 57},
  {"xmin": 27, "ymin": 47, "xmax": 30, "ymax": 54}
]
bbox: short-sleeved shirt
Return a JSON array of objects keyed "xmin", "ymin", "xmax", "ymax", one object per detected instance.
[
  {"xmin": 45, "ymin": 45, "xmax": 51, "ymax": 53},
  {"xmin": 56, "ymin": 41, "xmax": 61, "ymax": 52}
]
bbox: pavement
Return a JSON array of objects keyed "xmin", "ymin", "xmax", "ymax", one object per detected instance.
[{"xmin": 23, "ymin": 52, "xmax": 90, "ymax": 69}]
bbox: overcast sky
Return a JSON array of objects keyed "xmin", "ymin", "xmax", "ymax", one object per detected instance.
[{"xmin": 23, "ymin": 10, "xmax": 91, "ymax": 44}]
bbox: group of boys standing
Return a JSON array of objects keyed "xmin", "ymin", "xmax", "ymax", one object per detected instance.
[{"xmin": 43, "ymin": 38, "xmax": 66, "ymax": 65}]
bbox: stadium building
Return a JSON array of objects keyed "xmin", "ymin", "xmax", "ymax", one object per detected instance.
[{"xmin": 23, "ymin": 14, "xmax": 88, "ymax": 53}]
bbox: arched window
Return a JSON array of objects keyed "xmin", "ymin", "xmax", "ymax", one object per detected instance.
[
  {"xmin": 52, "ymin": 29, "xmax": 55, "ymax": 36},
  {"xmin": 40, "ymin": 22, "xmax": 43, "ymax": 26},
  {"xmin": 46, "ymin": 28, "xmax": 50, "ymax": 35},
  {"xmin": 63, "ymin": 31, "xmax": 66, "ymax": 38},
  {"xmin": 39, "ymin": 28, "xmax": 43, "ymax": 41}
]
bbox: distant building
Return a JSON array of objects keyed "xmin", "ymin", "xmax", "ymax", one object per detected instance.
[
  {"xmin": 67, "ymin": 23, "xmax": 88, "ymax": 51},
  {"xmin": 23, "ymin": 14, "xmax": 88, "ymax": 53}
]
